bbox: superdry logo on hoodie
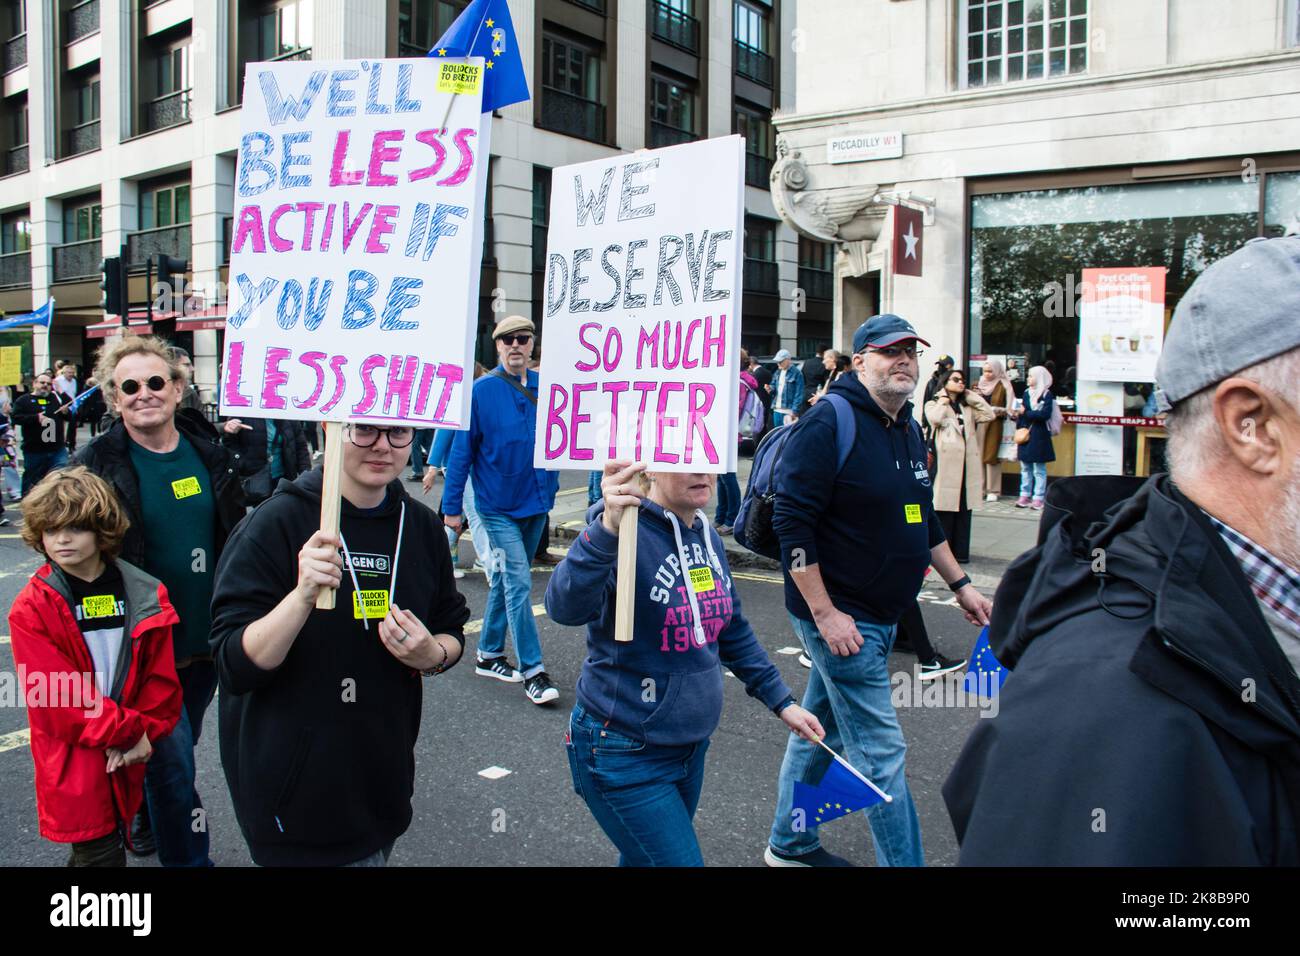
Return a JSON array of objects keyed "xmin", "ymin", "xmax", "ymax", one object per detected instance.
[{"xmin": 649, "ymin": 548, "xmax": 734, "ymax": 653}]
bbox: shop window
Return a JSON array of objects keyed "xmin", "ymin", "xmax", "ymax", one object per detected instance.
[
  {"xmin": 962, "ymin": 0, "xmax": 1088, "ymax": 89},
  {"xmin": 1264, "ymin": 170, "xmax": 1300, "ymax": 237}
]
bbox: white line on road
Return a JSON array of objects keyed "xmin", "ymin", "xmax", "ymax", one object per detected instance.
[
  {"xmin": 0, "ymin": 728, "xmax": 31, "ymax": 754},
  {"xmin": 464, "ymin": 604, "xmax": 547, "ymax": 635},
  {"xmin": 477, "ymin": 766, "xmax": 512, "ymax": 780},
  {"xmin": 776, "ymin": 646, "xmax": 802, "ymax": 655}
]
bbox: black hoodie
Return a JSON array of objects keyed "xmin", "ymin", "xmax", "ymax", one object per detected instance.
[
  {"xmin": 210, "ymin": 469, "xmax": 469, "ymax": 866},
  {"xmin": 944, "ymin": 474, "xmax": 1300, "ymax": 865}
]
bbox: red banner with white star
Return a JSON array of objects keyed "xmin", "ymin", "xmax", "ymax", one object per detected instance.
[{"xmin": 892, "ymin": 204, "xmax": 923, "ymax": 277}]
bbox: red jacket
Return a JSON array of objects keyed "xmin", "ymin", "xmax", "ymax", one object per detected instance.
[{"xmin": 8, "ymin": 560, "xmax": 181, "ymax": 844}]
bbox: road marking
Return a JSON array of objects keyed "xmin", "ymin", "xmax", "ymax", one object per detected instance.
[
  {"xmin": 0, "ymin": 634, "xmax": 9, "ymax": 644},
  {"xmin": 776, "ymin": 646, "xmax": 802, "ymax": 655},
  {"xmin": 732, "ymin": 570, "xmax": 784, "ymax": 584},
  {"xmin": 0, "ymin": 728, "xmax": 31, "ymax": 754},
  {"xmin": 478, "ymin": 766, "xmax": 512, "ymax": 780},
  {"xmin": 0, "ymin": 534, "xmax": 21, "ymax": 539},
  {"xmin": 465, "ymin": 603, "xmax": 547, "ymax": 635},
  {"xmin": 555, "ymin": 487, "xmax": 587, "ymax": 498}
]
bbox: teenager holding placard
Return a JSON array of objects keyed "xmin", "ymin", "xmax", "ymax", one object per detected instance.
[
  {"xmin": 547, "ymin": 460, "xmax": 824, "ymax": 867},
  {"xmin": 210, "ymin": 420, "xmax": 469, "ymax": 866}
]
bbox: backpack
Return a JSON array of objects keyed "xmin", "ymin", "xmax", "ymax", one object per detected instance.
[
  {"xmin": 738, "ymin": 380, "xmax": 763, "ymax": 439},
  {"xmin": 733, "ymin": 393, "xmax": 856, "ymax": 561}
]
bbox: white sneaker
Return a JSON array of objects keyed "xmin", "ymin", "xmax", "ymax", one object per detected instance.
[
  {"xmin": 985, "ymin": 493, "xmax": 998, "ymax": 502},
  {"xmin": 797, "ymin": 653, "xmax": 812, "ymax": 669},
  {"xmin": 452, "ymin": 568, "xmax": 465, "ymax": 579}
]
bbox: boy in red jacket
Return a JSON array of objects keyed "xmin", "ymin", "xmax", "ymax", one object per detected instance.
[{"xmin": 10, "ymin": 466, "xmax": 181, "ymax": 866}]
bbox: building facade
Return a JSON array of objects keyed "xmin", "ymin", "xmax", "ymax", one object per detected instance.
[
  {"xmin": 771, "ymin": 0, "xmax": 1300, "ymax": 477},
  {"xmin": 0, "ymin": 0, "xmax": 828, "ymax": 404}
]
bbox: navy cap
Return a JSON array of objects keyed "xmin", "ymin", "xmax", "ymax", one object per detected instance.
[{"xmin": 852, "ymin": 314, "xmax": 932, "ymax": 353}]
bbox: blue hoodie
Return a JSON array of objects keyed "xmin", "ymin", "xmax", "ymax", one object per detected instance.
[{"xmin": 545, "ymin": 499, "xmax": 793, "ymax": 746}]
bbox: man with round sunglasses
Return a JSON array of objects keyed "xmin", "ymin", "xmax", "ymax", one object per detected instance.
[
  {"xmin": 442, "ymin": 315, "xmax": 561, "ymax": 705},
  {"xmin": 12, "ymin": 369, "xmax": 74, "ymax": 496},
  {"xmin": 77, "ymin": 336, "xmax": 245, "ymax": 867},
  {"xmin": 210, "ymin": 418, "xmax": 469, "ymax": 866}
]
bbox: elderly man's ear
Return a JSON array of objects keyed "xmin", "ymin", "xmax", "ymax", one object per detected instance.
[{"xmin": 1214, "ymin": 378, "xmax": 1292, "ymax": 478}]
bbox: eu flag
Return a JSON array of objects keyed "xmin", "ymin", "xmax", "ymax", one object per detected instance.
[
  {"xmin": 963, "ymin": 626, "xmax": 1008, "ymax": 698},
  {"xmin": 430, "ymin": 0, "xmax": 530, "ymax": 113},
  {"xmin": 792, "ymin": 748, "xmax": 890, "ymax": 828},
  {"xmin": 0, "ymin": 297, "xmax": 53, "ymax": 331}
]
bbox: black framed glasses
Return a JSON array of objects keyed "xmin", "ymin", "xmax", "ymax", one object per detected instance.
[
  {"xmin": 347, "ymin": 424, "xmax": 415, "ymax": 448},
  {"xmin": 865, "ymin": 345, "xmax": 924, "ymax": 360},
  {"xmin": 499, "ymin": 333, "xmax": 533, "ymax": 346},
  {"xmin": 118, "ymin": 375, "xmax": 170, "ymax": 395}
]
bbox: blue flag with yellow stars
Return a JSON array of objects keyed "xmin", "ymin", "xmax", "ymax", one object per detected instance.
[
  {"xmin": 430, "ymin": 0, "xmax": 530, "ymax": 113},
  {"xmin": 793, "ymin": 749, "xmax": 889, "ymax": 828},
  {"xmin": 963, "ymin": 626, "xmax": 1007, "ymax": 698}
]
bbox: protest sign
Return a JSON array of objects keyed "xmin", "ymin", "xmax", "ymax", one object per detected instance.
[
  {"xmin": 535, "ymin": 137, "xmax": 744, "ymax": 642},
  {"xmin": 219, "ymin": 57, "xmax": 489, "ymax": 431},
  {"xmin": 534, "ymin": 136, "xmax": 745, "ymax": 475},
  {"xmin": 0, "ymin": 346, "xmax": 21, "ymax": 386}
]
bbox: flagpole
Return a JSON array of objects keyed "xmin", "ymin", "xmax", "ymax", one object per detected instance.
[{"xmin": 813, "ymin": 738, "xmax": 893, "ymax": 803}]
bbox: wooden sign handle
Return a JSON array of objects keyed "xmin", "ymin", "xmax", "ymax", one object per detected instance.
[
  {"xmin": 613, "ymin": 506, "xmax": 639, "ymax": 643},
  {"xmin": 315, "ymin": 421, "xmax": 345, "ymax": 611}
]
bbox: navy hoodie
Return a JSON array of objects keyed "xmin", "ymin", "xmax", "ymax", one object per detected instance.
[
  {"xmin": 545, "ymin": 499, "xmax": 792, "ymax": 746},
  {"xmin": 774, "ymin": 373, "xmax": 945, "ymax": 625}
]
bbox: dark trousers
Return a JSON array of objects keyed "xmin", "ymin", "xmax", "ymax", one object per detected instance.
[
  {"xmin": 142, "ymin": 659, "xmax": 216, "ymax": 867},
  {"xmin": 895, "ymin": 600, "xmax": 937, "ymax": 660},
  {"xmin": 68, "ymin": 831, "xmax": 125, "ymax": 867},
  {"xmin": 936, "ymin": 472, "xmax": 972, "ymax": 563},
  {"xmin": 534, "ymin": 516, "xmax": 551, "ymax": 560},
  {"xmin": 21, "ymin": 447, "xmax": 69, "ymax": 497}
]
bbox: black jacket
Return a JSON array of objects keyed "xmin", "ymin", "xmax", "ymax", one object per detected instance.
[
  {"xmin": 221, "ymin": 418, "xmax": 312, "ymax": 504},
  {"xmin": 209, "ymin": 469, "xmax": 470, "ymax": 866},
  {"xmin": 773, "ymin": 373, "xmax": 943, "ymax": 625},
  {"xmin": 944, "ymin": 474, "xmax": 1300, "ymax": 865},
  {"xmin": 12, "ymin": 390, "xmax": 72, "ymax": 452},
  {"xmin": 75, "ymin": 408, "xmax": 246, "ymax": 567}
]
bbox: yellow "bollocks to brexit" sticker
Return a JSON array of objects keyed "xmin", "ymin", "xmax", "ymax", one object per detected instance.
[
  {"xmin": 689, "ymin": 566, "xmax": 716, "ymax": 594},
  {"xmin": 353, "ymin": 589, "xmax": 391, "ymax": 620},
  {"xmin": 172, "ymin": 476, "xmax": 202, "ymax": 499},
  {"xmin": 437, "ymin": 62, "xmax": 482, "ymax": 95},
  {"xmin": 81, "ymin": 595, "xmax": 118, "ymax": 618},
  {"xmin": 904, "ymin": 504, "xmax": 923, "ymax": 524}
]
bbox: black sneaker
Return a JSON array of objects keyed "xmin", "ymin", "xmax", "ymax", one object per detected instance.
[
  {"xmin": 127, "ymin": 812, "xmax": 156, "ymax": 857},
  {"xmin": 764, "ymin": 845, "xmax": 853, "ymax": 867},
  {"xmin": 475, "ymin": 656, "xmax": 523, "ymax": 683},
  {"xmin": 523, "ymin": 671, "xmax": 560, "ymax": 705},
  {"xmin": 918, "ymin": 654, "xmax": 967, "ymax": 681}
]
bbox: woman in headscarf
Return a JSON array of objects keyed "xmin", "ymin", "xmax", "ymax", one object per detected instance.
[
  {"xmin": 1010, "ymin": 365, "xmax": 1062, "ymax": 510},
  {"xmin": 974, "ymin": 359, "xmax": 1016, "ymax": 501}
]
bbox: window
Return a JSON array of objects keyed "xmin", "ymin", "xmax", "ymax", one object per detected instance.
[
  {"xmin": 649, "ymin": 0, "xmax": 699, "ymax": 53},
  {"xmin": 540, "ymin": 31, "xmax": 605, "ymax": 141},
  {"xmin": 650, "ymin": 74, "xmax": 697, "ymax": 146},
  {"xmin": 141, "ymin": 182, "xmax": 191, "ymax": 230},
  {"xmin": 63, "ymin": 199, "xmax": 102, "ymax": 242},
  {"xmin": 962, "ymin": 0, "xmax": 1088, "ymax": 88},
  {"xmin": 744, "ymin": 216, "xmax": 778, "ymax": 294},
  {"xmin": 73, "ymin": 74, "xmax": 100, "ymax": 125},
  {"xmin": 798, "ymin": 236, "xmax": 833, "ymax": 272},
  {"xmin": 143, "ymin": 37, "xmax": 191, "ymax": 131},
  {"xmin": 1, "ymin": 212, "xmax": 31, "ymax": 253},
  {"xmin": 532, "ymin": 165, "xmax": 550, "ymax": 272},
  {"xmin": 6, "ymin": 94, "xmax": 26, "ymax": 147},
  {"xmin": 734, "ymin": 0, "xmax": 769, "ymax": 52},
  {"xmin": 3, "ymin": 0, "xmax": 24, "ymax": 39},
  {"xmin": 735, "ymin": 102, "xmax": 773, "ymax": 188},
  {"xmin": 398, "ymin": 0, "xmax": 467, "ymax": 57},
  {"xmin": 241, "ymin": 0, "xmax": 314, "ymax": 64}
]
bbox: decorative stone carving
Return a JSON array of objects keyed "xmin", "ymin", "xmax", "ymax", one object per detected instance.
[{"xmin": 771, "ymin": 136, "xmax": 890, "ymax": 245}]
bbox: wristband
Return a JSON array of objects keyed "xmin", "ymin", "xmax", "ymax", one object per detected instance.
[
  {"xmin": 773, "ymin": 695, "xmax": 797, "ymax": 716},
  {"xmin": 947, "ymin": 574, "xmax": 971, "ymax": 593},
  {"xmin": 420, "ymin": 642, "xmax": 450, "ymax": 677}
]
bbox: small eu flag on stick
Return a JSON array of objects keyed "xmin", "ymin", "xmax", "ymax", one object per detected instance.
[
  {"xmin": 963, "ymin": 625, "xmax": 1008, "ymax": 698},
  {"xmin": 429, "ymin": 0, "xmax": 531, "ymax": 115},
  {"xmin": 792, "ymin": 740, "xmax": 891, "ymax": 828}
]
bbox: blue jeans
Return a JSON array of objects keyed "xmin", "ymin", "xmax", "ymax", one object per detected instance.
[
  {"xmin": 565, "ymin": 703, "xmax": 709, "ymax": 867},
  {"xmin": 1019, "ymin": 461, "xmax": 1048, "ymax": 500},
  {"xmin": 476, "ymin": 511, "xmax": 546, "ymax": 675},
  {"xmin": 144, "ymin": 660, "xmax": 216, "ymax": 867},
  {"xmin": 769, "ymin": 614, "xmax": 924, "ymax": 866},
  {"xmin": 410, "ymin": 430, "xmax": 434, "ymax": 478},
  {"xmin": 587, "ymin": 470, "xmax": 603, "ymax": 507},
  {"xmin": 21, "ymin": 447, "xmax": 69, "ymax": 496},
  {"xmin": 715, "ymin": 472, "xmax": 741, "ymax": 526}
]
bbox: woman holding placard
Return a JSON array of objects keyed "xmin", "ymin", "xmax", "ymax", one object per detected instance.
[{"xmin": 546, "ymin": 460, "xmax": 824, "ymax": 867}]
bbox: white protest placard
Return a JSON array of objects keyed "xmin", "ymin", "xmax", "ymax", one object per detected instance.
[
  {"xmin": 535, "ymin": 136, "xmax": 744, "ymax": 474},
  {"xmin": 219, "ymin": 57, "xmax": 489, "ymax": 429}
]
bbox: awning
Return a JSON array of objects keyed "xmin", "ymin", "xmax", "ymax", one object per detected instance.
[
  {"xmin": 85, "ymin": 319, "xmax": 153, "ymax": 339},
  {"xmin": 126, "ymin": 303, "xmax": 227, "ymax": 331}
]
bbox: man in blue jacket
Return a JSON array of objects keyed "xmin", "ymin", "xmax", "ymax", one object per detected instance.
[
  {"xmin": 770, "ymin": 349, "xmax": 804, "ymax": 427},
  {"xmin": 764, "ymin": 314, "xmax": 992, "ymax": 867},
  {"xmin": 443, "ymin": 316, "xmax": 561, "ymax": 705}
]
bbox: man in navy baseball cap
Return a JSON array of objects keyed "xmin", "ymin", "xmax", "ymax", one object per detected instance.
[{"xmin": 851, "ymin": 313, "xmax": 932, "ymax": 354}]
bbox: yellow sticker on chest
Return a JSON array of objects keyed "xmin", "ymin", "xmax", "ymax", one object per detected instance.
[
  {"xmin": 689, "ymin": 566, "xmax": 716, "ymax": 593},
  {"xmin": 81, "ymin": 595, "xmax": 118, "ymax": 618},
  {"xmin": 352, "ymin": 589, "xmax": 390, "ymax": 620},
  {"xmin": 172, "ymin": 476, "xmax": 202, "ymax": 499},
  {"xmin": 904, "ymin": 504, "xmax": 923, "ymax": 524}
]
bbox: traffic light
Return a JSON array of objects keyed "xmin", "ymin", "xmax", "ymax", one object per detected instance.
[
  {"xmin": 99, "ymin": 257, "xmax": 124, "ymax": 316},
  {"xmin": 154, "ymin": 253, "xmax": 188, "ymax": 313}
]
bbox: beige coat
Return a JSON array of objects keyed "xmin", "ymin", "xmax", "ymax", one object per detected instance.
[{"xmin": 925, "ymin": 392, "xmax": 996, "ymax": 512}]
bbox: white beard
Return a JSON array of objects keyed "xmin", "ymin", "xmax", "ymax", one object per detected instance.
[{"xmin": 1277, "ymin": 459, "xmax": 1300, "ymax": 571}]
